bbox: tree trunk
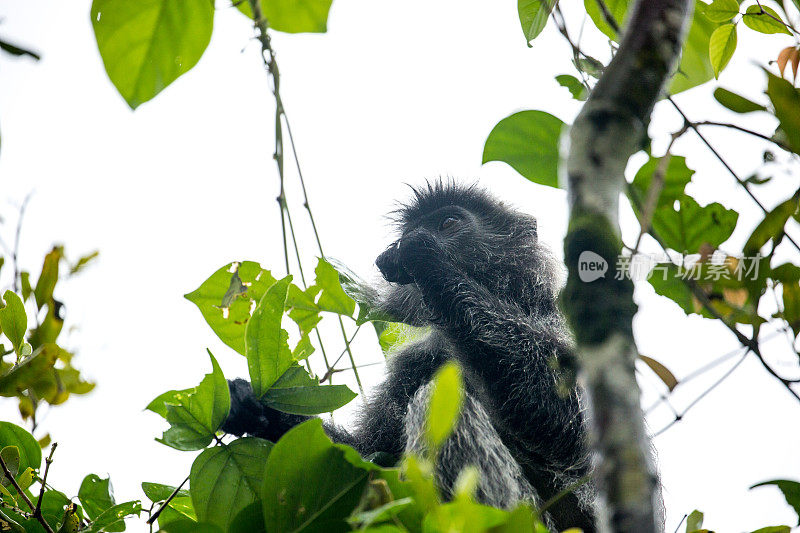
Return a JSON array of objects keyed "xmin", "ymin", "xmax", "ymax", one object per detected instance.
[{"xmin": 560, "ymin": 1, "xmax": 694, "ymax": 531}]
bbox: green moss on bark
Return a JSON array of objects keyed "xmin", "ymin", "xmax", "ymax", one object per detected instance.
[{"xmin": 561, "ymin": 210, "xmax": 637, "ymax": 345}]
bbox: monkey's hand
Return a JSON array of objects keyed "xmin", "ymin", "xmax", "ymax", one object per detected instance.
[
  {"xmin": 396, "ymin": 229, "xmax": 448, "ymax": 283},
  {"xmin": 222, "ymin": 378, "xmax": 309, "ymax": 441}
]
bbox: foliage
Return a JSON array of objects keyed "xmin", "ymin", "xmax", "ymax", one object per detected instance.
[{"xmin": 0, "ymin": 0, "xmax": 799, "ymax": 530}]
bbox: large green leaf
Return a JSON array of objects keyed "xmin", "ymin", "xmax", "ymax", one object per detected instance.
[
  {"xmin": 185, "ymin": 262, "xmax": 279, "ymax": 356},
  {"xmin": 236, "ymin": 0, "xmax": 333, "ymax": 34},
  {"xmin": 670, "ymin": 6, "xmax": 719, "ymax": 93},
  {"xmin": 190, "ymin": 438, "xmax": 273, "ymax": 532},
  {"xmin": 713, "ymin": 88, "xmax": 767, "ymax": 113},
  {"xmin": 262, "ymin": 365, "xmax": 356, "ymax": 414},
  {"xmin": 81, "ymin": 501, "xmax": 142, "ymax": 533},
  {"xmin": 742, "ymin": 5, "xmax": 792, "ymax": 35},
  {"xmin": 313, "ymin": 259, "xmax": 356, "ymax": 316},
  {"xmin": 703, "ymin": 0, "xmax": 739, "ymax": 22},
  {"xmin": 262, "ymin": 420, "xmax": 373, "ymax": 532},
  {"xmin": 709, "ymin": 23, "xmax": 737, "ymax": 78},
  {"xmin": 518, "ymin": 0, "xmax": 557, "ymax": 44},
  {"xmin": 652, "ymin": 196, "xmax": 738, "ymax": 253},
  {"xmin": 766, "ymin": 72, "xmax": 800, "ymax": 154},
  {"xmin": 751, "ymin": 480, "xmax": 800, "ymax": 526},
  {"xmin": 482, "ymin": 110, "xmax": 565, "ymax": 188},
  {"xmin": 0, "ymin": 291, "xmax": 27, "ymax": 356},
  {"xmin": 78, "ymin": 475, "xmax": 119, "ymax": 529},
  {"xmin": 0, "ymin": 345, "xmax": 59, "ymax": 397},
  {"xmin": 0, "ymin": 423, "xmax": 41, "ymax": 475},
  {"xmin": 91, "ymin": 0, "xmax": 214, "ymax": 109},
  {"xmin": 147, "ymin": 351, "xmax": 230, "ymax": 451},
  {"xmin": 246, "ymin": 277, "xmax": 294, "ymax": 397}
]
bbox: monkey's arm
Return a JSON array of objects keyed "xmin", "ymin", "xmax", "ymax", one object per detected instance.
[{"xmin": 222, "ymin": 379, "xmax": 359, "ymax": 447}]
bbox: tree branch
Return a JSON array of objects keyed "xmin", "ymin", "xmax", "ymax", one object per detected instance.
[{"xmin": 561, "ymin": 0, "xmax": 693, "ymax": 530}]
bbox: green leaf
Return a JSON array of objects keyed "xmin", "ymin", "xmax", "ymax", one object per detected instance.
[
  {"xmin": 148, "ymin": 351, "xmax": 230, "ymax": 451},
  {"xmin": 555, "ymin": 74, "xmax": 588, "ymax": 101},
  {"xmin": 286, "ymin": 284, "xmax": 322, "ymax": 335},
  {"xmin": 141, "ymin": 482, "xmax": 195, "ymax": 526},
  {"xmin": 652, "ymin": 196, "xmax": 738, "ymax": 253},
  {"xmin": 0, "ymin": 291, "xmax": 27, "ymax": 356},
  {"xmin": 629, "ymin": 156, "xmax": 694, "ymax": 210},
  {"xmin": 709, "ymin": 23, "xmax": 737, "ymax": 78},
  {"xmin": 262, "ymin": 420, "xmax": 373, "ymax": 531},
  {"xmin": 78, "ymin": 475, "xmax": 120, "ymax": 530},
  {"xmin": 713, "ymin": 88, "xmax": 767, "ymax": 113},
  {"xmin": 750, "ymin": 526, "xmax": 791, "ymax": 533},
  {"xmin": 263, "ymin": 383, "xmax": 357, "ymax": 415},
  {"xmin": 348, "ymin": 498, "xmax": 414, "ymax": 529},
  {"xmin": 375, "ymin": 322, "xmax": 430, "ymax": 355},
  {"xmin": 751, "ymin": 480, "xmax": 800, "ymax": 526},
  {"xmin": 686, "ymin": 510, "xmax": 704, "ymax": 532},
  {"xmin": 80, "ymin": 501, "xmax": 142, "ymax": 533},
  {"xmin": 185, "ymin": 261, "xmax": 279, "ymax": 356},
  {"xmin": 573, "ymin": 56, "xmax": 605, "ymax": 78},
  {"xmin": 704, "ymin": 0, "xmax": 739, "ymax": 22},
  {"xmin": 91, "ymin": 0, "xmax": 214, "ymax": 109},
  {"xmin": 0, "ymin": 422, "xmax": 41, "ymax": 475},
  {"xmin": 766, "ymin": 72, "xmax": 800, "ymax": 154},
  {"xmin": 670, "ymin": 6, "xmax": 720, "ymax": 94},
  {"xmin": 313, "ymin": 259, "xmax": 356, "ymax": 316},
  {"xmin": 780, "ymin": 281, "xmax": 800, "ymax": 339},
  {"xmin": 236, "ymin": 0, "xmax": 333, "ymax": 34},
  {"xmin": 426, "ymin": 362, "xmax": 464, "ymax": 449},
  {"xmin": 742, "ymin": 5, "xmax": 792, "ymax": 34},
  {"xmin": 744, "ymin": 192, "xmax": 800, "ymax": 254},
  {"xmin": 246, "ymin": 277, "xmax": 294, "ymax": 397},
  {"xmin": 0, "ymin": 447, "xmax": 20, "ymax": 486},
  {"xmin": 69, "ymin": 251, "xmax": 99, "ymax": 275},
  {"xmin": 584, "ymin": 0, "xmax": 629, "ymax": 40},
  {"xmin": 33, "ymin": 246, "xmax": 61, "ymax": 310},
  {"xmin": 518, "ymin": 0, "xmax": 556, "ymax": 44},
  {"xmin": 19, "ymin": 273, "xmax": 32, "ymax": 303},
  {"xmin": 482, "ymin": 110, "xmax": 565, "ymax": 188},
  {"xmin": 190, "ymin": 438, "xmax": 273, "ymax": 532},
  {"xmin": 141, "ymin": 482, "xmax": 190, "ymax": 503}
]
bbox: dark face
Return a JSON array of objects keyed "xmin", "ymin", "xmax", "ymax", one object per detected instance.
[{"xmin": 376, "ymin": 205, "xmax": 477, "ymax": 285}]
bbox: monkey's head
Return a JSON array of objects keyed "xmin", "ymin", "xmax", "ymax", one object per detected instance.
[{"xmin": 374, "ymin": 181, "xmax": 561, "ymax": 324}]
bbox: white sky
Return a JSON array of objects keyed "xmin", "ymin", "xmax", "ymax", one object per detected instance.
[{"xmin": 1, "ymin": 0, "xmax": 799, "ymax": 531}]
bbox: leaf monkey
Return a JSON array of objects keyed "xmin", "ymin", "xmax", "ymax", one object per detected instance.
[{"xmin": 224, "ymin": 181, "xmax": 599, "ymax": 531}]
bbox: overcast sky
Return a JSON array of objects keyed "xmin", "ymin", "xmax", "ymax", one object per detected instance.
[{"xmin": 1, "ymin": 0, "xmax": 799, "ymax": 530}]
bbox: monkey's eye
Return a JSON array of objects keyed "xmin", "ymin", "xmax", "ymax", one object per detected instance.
[{"xmin": 439, "ymin": 216, "xmax": 459, "ymax": 230}]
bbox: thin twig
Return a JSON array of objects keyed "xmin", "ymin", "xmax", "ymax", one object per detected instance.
[
  {"xmin": 146, "ymin": 475, "xmax": 189, "ymax": 525},
  {"xmin": 11, "ymin": 193, "xmax": 33, "ymax": 294},
  {"xmin": 693, "ymin": 120, "xmax": 791, "ymax": 150},
  {"xmin": 652, "ymin": 350, "xmax": 748, "ymax": 437},
  {"xmin": 34, "ymin": 443, "xmax": 57, "ymax": 521}
]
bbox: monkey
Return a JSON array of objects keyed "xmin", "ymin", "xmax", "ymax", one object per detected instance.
[{"xmin": 223, "ymin": 181, "xmax": 598, "ymax": 531}]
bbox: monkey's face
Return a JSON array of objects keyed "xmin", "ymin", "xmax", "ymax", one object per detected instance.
[{"xmin": 376, "ymin": 205, "xmax": 478, "ymax": 285}]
